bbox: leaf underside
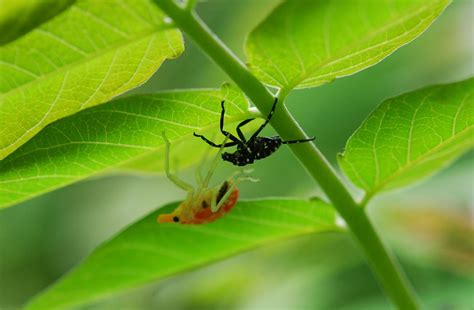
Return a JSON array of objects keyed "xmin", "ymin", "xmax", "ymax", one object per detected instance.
[
  {"xmin": 0, "ymin": 86, "xmax": 251, "ymax": 209},
  {"xmin": 26, "ymin": 198, "xmax": 337, "ymax": 310},
  {"xmin": 339, "ymin": 78, "xmax": 474, "ymax": 196},
  {"xmin": 246, "ymin": 0, "xmax": 451, "ymax": 92},
  {"xmin": 0, "ymin": 0, "xmax": 184, "ymax": 159}
]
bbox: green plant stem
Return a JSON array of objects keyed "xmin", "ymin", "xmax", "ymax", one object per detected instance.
[
  {"xmin": 185, "ymin": 0, "xmax": 197, "ymax": 12},
  {"xmin": 153, "ymin": 1, "xmax": 420, "ymax": 308}
]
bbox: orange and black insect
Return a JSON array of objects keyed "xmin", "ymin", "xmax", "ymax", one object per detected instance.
[
  {"xmin": 157, "ymin": 179, "xmax": 239, "ymax": 224},
  {"xmin": 157, "ymin": 132, "xmax": 255, "ymax": 225}
]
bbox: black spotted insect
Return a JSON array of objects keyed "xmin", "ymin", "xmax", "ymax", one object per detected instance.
[{"xmin": 194, "ymin": 97, "xmax": 315, "ymax": 166}]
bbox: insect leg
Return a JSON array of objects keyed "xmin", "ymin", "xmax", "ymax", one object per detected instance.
[
  {"xmin": 210, "ymin": 187, "xmax": 218, "ymax": 212},
  {"xmin": 236, "ymin": 118, "xmax": 256, "ymax": 142},
  {"xmin": 194, "ymin": 142, "xmax": 213, "ymax": 187},
  {"xmin": 193, "ymin": 132, "xmax": 238, "ymax": 148},
  {"xmin": 212, "ymin": 181, "xmax": 236, "ymax": 212},
  {"xmin": 212, "ymin": 175, "xmax": 259, "ymax": 212},
  {"xmin": 202, "ymin": 135, "xmax": 232, "ymax": 188},
  {"xmin": 162, "ymin": 132, "xmax": 194, "ymax": 192},
  {"xmin": 219, "ymin": 101, "xmax": 241, "ymax": 143},
  {"xmin": 250, "ymin": 97, "xmax": 278, "ymax": 140},
  {"xmin": 282, "ymin": 137, "xmax": 315, "ymax": 144}
]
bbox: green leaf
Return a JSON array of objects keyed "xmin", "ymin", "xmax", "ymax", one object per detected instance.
[
  {"xmin": 0, "ymin": 0, "xmax": 183, "ymax": 160},
  {"xmin": 245, "ymin": 0, "xmax": 451, "ymax": 92},
  {"xmin": 0, "ymin": 86, "xmax": 251, "ymax": 209},
  {"xmin": 120, "ymin": 119, "xmax": 262, "ymax": 173},
  {"xmin": 0, "ymin": 0, "xmax": 76, "ymax": 45},
  {"xmin": 26, "ymin": 198, "xmax": 337, "ymax": 310},
  {"xmin": 338, "ymin": 78, "xmax": 474, "ymax": 198},
  {"xmin": 117, "ymin": 137, "xmax": 207, "ymax": 173}
]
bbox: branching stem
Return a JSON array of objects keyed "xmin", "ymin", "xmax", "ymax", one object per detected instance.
[{"xmin": 153, "ymin": 1, "xmax": 420, "ymax": 308}]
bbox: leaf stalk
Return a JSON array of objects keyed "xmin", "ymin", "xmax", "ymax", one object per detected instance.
[{"xmin": 153, "ymin": 0, "xmax": 420, "ymax": 308}]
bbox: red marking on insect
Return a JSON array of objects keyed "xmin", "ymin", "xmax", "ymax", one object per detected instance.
[
  {"xmin": 156, "ymin": 132, "xmax": 255, "ymax": 225},
  {"xmin": 157, "ymin": 184, "xmax": 239, "ymax": 224},
  {"xmin": 191, "ymin": 187, "xmax": 239, "ymax": 224}
]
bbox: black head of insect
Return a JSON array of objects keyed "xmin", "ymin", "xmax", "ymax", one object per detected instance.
[{"xmin": 194, "ymin": 98, "xmax": 315, "ymax": 166}]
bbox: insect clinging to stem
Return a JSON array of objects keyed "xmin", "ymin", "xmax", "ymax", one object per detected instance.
[
  {"xmin": 157, "ymin": 132, "xmax": 257, "ymax": 225},
  {"xmin": 193, "ymin": 97, "xmax": 315, "ymax": 166}
]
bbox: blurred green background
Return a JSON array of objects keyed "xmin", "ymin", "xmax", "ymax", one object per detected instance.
[{"xmin": 1, "ymin": 0, "xmax": 473, "ymax": 309}]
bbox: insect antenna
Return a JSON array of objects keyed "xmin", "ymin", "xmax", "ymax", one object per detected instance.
[{"xmin": 202, "ymin": 134, "xmax": 230, "ymax": 188}]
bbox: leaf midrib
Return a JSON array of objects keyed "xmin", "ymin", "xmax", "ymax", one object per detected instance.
[
  {"xmin": 366, "ymin": 125, "xmax": 473, "ymax": 195},
  {"xmin": 0, "ymin": 113, "xmax": 254, "ymax": 209}
]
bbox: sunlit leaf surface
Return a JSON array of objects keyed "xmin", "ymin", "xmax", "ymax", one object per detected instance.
[
  {"xmin": 26, "ymin": 198, "xmax": 337, "ymax": 310},
  {"xmin": 0, "ymin": 0, "xmax": 183, "ymax": 159},
  {"xmin": 339, "ymin": 78, "xmax": 473, "ymax": 196},
  {"xmin": 246, "ymin": 0, "xmax": 450, "ymax": 91},
  {"xmin": 0, "ymin": 86, "xmax": 251, "ymax": 208}
]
